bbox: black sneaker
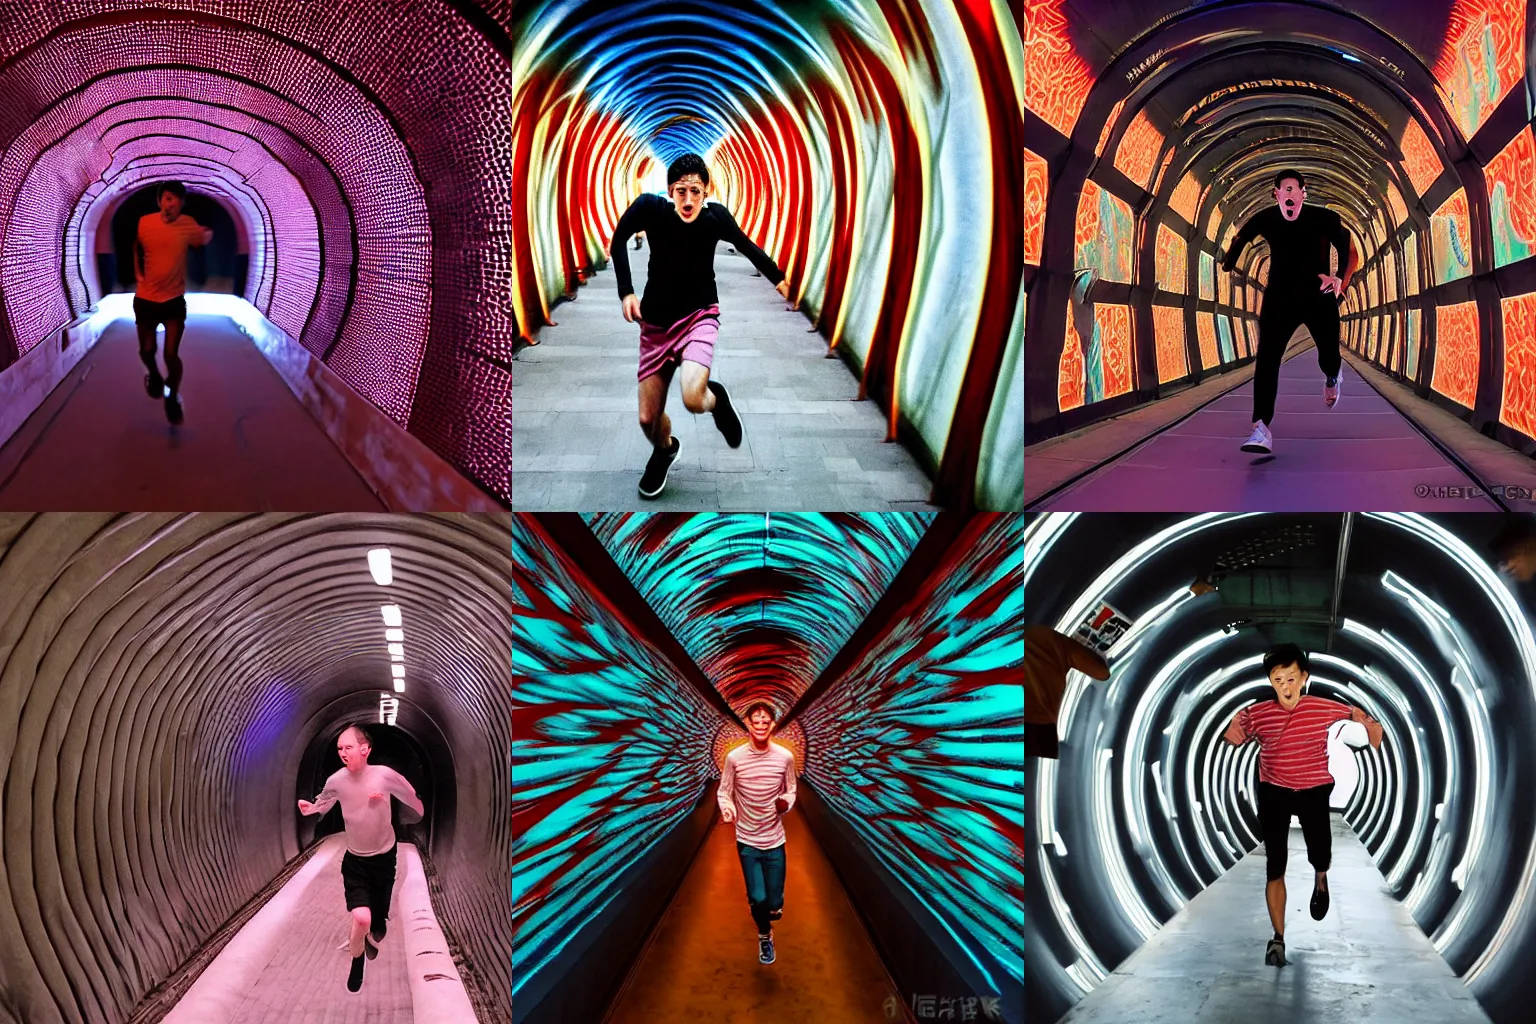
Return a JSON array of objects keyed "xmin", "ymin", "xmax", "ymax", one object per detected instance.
[
  {"xmin": 347, "ymin": 954, "xmax": 365, "ymax": 992},
  {"xmin": 164, "ymin": 393, "xmax": 183, "ymax": 425},
  {"xmin": 708, "ymin": 380, "xmax": 743, "ymax": 448},
  {"xmin": 638, "ymin": 436, "xmax": 679, "ymax": 499},
  {"xmin": 1264, "ymin": 937, "xmax": 1287, "ymax": 967},
  {"xmin": 371, "ymin": 921, "xmax": 386, "ymax": 943},
  {"xmin": 363, "ymin": 934, "xmax": 379, "ymax": 960},
  {"xmin": 758, "ymin": 934, "xmax": 775, "ymax": 965},
  {"xmin": 1311, "ymin": 875, "xmax": 1329, "ymax": 920},
  {"xmin": 144, "ymin": 370, "xmax": 165, "ymax": 398}
]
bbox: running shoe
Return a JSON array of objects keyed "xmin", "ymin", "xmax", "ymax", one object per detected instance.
[
  {"xmin": 1264, "ymin": 937, "xmax": 1287, "ymax": 968},
  {"xmin": 1325, "ymin": 375, "xmax": 1340, "ymax": 408},
  {"xmin": 1240, "ymin": 421, "xmax": 1272, "ymax": 454},
  {"xmin": 758, "ymin": 934, "xmax": 776, "ymax": 965},
  {"xmin": 164, "ymin": 393, "xmax": 183, "ymax": 425},
  {"xmin": 371, "ymin": 921, "xmax": 387, "ymax": 943},
  {"xmin": 708, "ymin": 379, "xmax": 744, "ymax": 448},
  {"xmin": 638, "ymin": 436, "xmax": 680, "ymax": 499},
  {"xmin": 144, "ymin": 370, "xmax": 165, "ymax": 399},
  {"xmin": 347, "ymin": 954, "xmax": 365, "ymax": 992},
  {"xmin": 1310, "ymin": 875, "xmax": 1330, "ymax": 920},
  {"xmin": 363, "ymin": 934, "xmax": 379, "ymax": 960}
]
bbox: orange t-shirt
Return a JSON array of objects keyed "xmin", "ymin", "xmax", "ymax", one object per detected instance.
[
  {"xmin": 1025, "ymin": 625, "xmax": 1105, "ymax": 724},
  {"xmin": 135, "ymin": 213, "xmax": 204, "ymax": 302}
]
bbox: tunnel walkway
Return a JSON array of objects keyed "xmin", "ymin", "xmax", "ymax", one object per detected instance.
[
  {"xmin": 0, "ymin": 312, "xmax": 384, "ymax": 510},
  {"xmin": 1057, "ymin": 815, "xmax": 1491, "ymax": 1024},
  {"xmin": 512, "ymin": 239, "xmax": 933, "ymax": 510},
  {"xmin": 1030, "ymin": 347, "xmax": 1500, "ymax": 511},
  {"xmin": 603, "ymin": 808, "xmax": 903, "ymax": 1023}
]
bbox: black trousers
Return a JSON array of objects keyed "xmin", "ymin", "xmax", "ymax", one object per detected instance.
[
  {"xmin": 1257, "ymin": 780, "xmax": 1334, "ymax": 881},
  {"xmin": 1253, "ymin": 290, "xmax": 1341, "ymax": 425}
]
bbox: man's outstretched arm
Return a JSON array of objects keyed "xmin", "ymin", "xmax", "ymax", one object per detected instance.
[
  {"xmin": 717, "ymin": 757, "xmax": 739, "ymax": 823},
  {"xmin": 713, "ymin": 206, "xmax": 793, "ymax": 306},
  {"xmin": 1221, "ymin": 216, "xmax": 1260, "ymax": 274},
  {"xmin": 775, "ymin": 758, "xmax": 797, "ymax": 815},
  {"xmin": 1222, "ymin": 709, "xmax": 1250, "ymax": 746},
  {"xmin": 388, "ymin": 770, "xmax": 426, "ymax": 817},
  {"xmin": 298, "ymin": 784, "xmax": 339, "ymax": 816},
  {"xmin": 1349, "ymin": 705, "xmax": 1383, "ymax": 748}
]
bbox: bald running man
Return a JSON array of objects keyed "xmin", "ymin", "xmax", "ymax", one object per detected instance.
[{"xmin": 298, "ymin": 723, "xmax": 425, "ymax": 993}]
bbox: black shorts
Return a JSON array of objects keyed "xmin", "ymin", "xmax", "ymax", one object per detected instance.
[
  {"xmin": 1257, "ymin": 780, "xmax": 1334, "ymax": 881},
  {"xmin": 133, "ymin": 295, "xmax": 187, "ymax": 328},
  {"xmin": 340, "ymin": 844, "xmax": 397, "ymax": 921}
]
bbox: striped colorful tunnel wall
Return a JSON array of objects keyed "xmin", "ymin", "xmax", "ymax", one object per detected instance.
[
  {"xmin": 0, "ymin": 3, "xmax": 514, "ymax": 501},
  {"xmin": 511, "ymin": 0, "xmax": 1024, "ymax": 510},
  {"xmin": 0, "ymin": 513, "xmax": 512, "ymax": 1024}
]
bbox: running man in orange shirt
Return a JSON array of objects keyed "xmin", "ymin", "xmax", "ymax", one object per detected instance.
[{"xmin": 135, "ymin": 181, "xmax": 212, "ymax": 424}]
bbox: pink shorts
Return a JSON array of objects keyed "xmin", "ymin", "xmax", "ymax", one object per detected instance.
[{"xmin": 638, "ymin": 305, "xmax": 719, "ymax": 381}]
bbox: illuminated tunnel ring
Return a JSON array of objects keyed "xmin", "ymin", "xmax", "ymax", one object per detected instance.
[{"xmin": 1026, "ymin": 513, "xmax": 1536, "ymax": 1013}]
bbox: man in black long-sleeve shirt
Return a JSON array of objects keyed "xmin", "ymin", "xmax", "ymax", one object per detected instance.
[
  {"xmin": 610, "ymin": 152, "xmax": 792, "ymax": 499},
  {"xmin": 1221, "ymin": 169, "xmax": 1359, "ymax": 455}
]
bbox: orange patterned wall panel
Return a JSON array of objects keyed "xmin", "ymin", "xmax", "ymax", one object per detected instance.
[
  {"xmin": 1151, "ymin": 148, "xmax": 1177, "ymax": 196},
  {"xmin": 1431, "ymin": 188, "xmax": 1474, "ymax": 284},
  {"xmin": 1025, "ymin": 0, "xmax": 1095, "ymax": 139},
  {"xmin": 1025, "ymin": 147, "xmax": 1048, "ymax": 266},
  {"xmin": 1485, "ymin": 124, "xmax": 1536, "ymax": 268},
  {"xmin": 1114, "ymin": 108, "xmax": 1164, "ymax": 192},
  {"xmin": 1098, "ymin": 304, "xmax": 1133, "ymax": 399},
  {"xmin": 1075, "ymin": 180, "xmax": 1135, "ymax": 283},
  {"xmin": 1500, "ymin": 291, "xmax": 1536, "ymax": 437},
  {"xmin": 1058, "ymin": 300, "xmax": 1085, "ymax": 412},
  {"xmin": 1386, "ymin": 180, "xmax": 1408, "ymax": 228},
  {"xmin": 1169, "ymin": 173, "xmax": 1200, "ymax": 225},
  {"xmin": 1196, "ymin": 311, "xmax": 1219, "ymax": 370},
  {"xmin": 1153, "ymin": 305, "xmax": 1188, "ymax": 383},
  {"xmin": 1400, "ymin": 117, "xmax": 1443, "ymax": 197},
  {"xmin": 1095, "ymin": 98, "xmax": 1126, "ymax": 160},
  {"xmin": 1433, "ymin": 0, "xmax": 1527, "ymax": 142},
  {"xmin": 1432, "ymin": 301, "xmax": 1481, "ymax": 408},
  {"xmin": 1156, "ymin": 223, "xmax": 1187, "ymax": 293}
]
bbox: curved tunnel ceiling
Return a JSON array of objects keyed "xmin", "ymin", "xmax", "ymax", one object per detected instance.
[
  {"xmin": 1025, "ymin": 512, "xmax": 1536, "ymax": 1024},
  {"xmin": 0, "ymin": 513, "xmax": 511, "ymax": 1024},
  {"xmin": 1025, "ymin": 1, "xmax": 1536, "ymax": 448},
  {"xmin": 0, "ymin": 3, "xmax": 514, "ymax": 501},
  {"xmin": 513, "ymin": 0, "xmax": 1025, "ymax": 509}
]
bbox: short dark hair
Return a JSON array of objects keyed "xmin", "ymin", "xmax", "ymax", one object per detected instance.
[
  {"xmin": 667, "ymin": 153, "xmax": 710, "ymax": 187},
  {"xmin": 742, "ymin": 701, "xmax": 776, "ymax": 723},
  {"xmin": 1273, "ymin": 169, "xmax": 1306, "ymax": 190},
  {"xmin": 157, "ymin": 180, "xmax": 187, "ymax": 201},
  {"xmin": 340, "ymin": 723, "xmax": 372, "ymax": 748},
  {"xmin": 1263, "ymin": 643, "xmax": 1309, "ymax": 676}
]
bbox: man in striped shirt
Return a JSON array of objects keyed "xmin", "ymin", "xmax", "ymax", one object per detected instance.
[
  {"xmin": 718, "ymin": 701, "xmax": 797, "ymax": 965},
  {"xmin": 1222, "ymin": 643, "xmax": 1382, "ymax": 968}
]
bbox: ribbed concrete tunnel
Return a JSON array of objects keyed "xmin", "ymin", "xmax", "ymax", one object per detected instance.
[{"xmin": 0, "ymin": 513, "xmax": 511, "ymax": 1024}]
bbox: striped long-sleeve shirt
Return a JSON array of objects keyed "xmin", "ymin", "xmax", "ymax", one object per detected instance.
[
  {"xmin": 1237, "ymin": 695, "xmax": 1353, "ymax": 789},
  {"xmin": 717, "ymin": 741, "xmax": 797, "ymax": 849}
]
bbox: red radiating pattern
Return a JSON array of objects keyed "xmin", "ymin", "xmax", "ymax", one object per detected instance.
[
  {"xmin": 1058, "ymin": 297, "xmax": 1084, "ymax": 412},
  {"xmin": 1025, "ymin": 147, "xmax": 1048, "ymax": 265},
  {"xmin": 1196, "ymin": 311, "xmax": 1219, "ymax": 369},
  {"xmin": 1095, "ymin": 98, "xmax": 1126, "ymax": 159},
  {"xmin": 1499, "ymin": 292, "xmax": 1536, "ymax": 437},
  {"xmin": 1113, "ymin": 108, "xmax": 1163, "ymax": 192},
  {"xmin": 1432, "ymin": 301, "xmax": 1481, "ymax": 407},
  {"xmin": 1433, "ymin": 0, "xmax": 1527, "ymax": 141},
  {"xmin": 1156, "ymin": 223, "xmax": 1187, "ymax": 293},
  {"xmin": 1098, "ymin": 304, "xmax": 1132, "ymax": 398},
  {"xmin": 1152, "ymin": 305, "xmax": 1187, "ymax": 383},
  {"xmin": 1169, "ymin": 173, "xmax": 1199, "ymax": 225},
  {"xmin": 1024, "ymin": 0, "xmax": 1095, "ymax": 139},
  {"xmin": 1400, "ymin": 117, "xmax": 1443, "ymax": 197},
  {"xmin": 1484, "ymin": 124, "xmax": 1536, "ymax": 267}
]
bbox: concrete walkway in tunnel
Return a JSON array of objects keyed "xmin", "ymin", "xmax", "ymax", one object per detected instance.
[
  {"xmin": 0, "ymin": 313, "xmax": 385, "ymax": 510},
  {"xmin": 1056, "ymin": 815, "xmax": 1492, "ymax": 1024},
  {"xmin": 513, "ymin": 240, "xmax": 934, "ymax": 510},
  {"xmin": 163, "ymin": 834, "xmax": 476, "ymax": 1024},
  {"xmin": 603, "ymin": 808, "xmax": 904, "ymax": 1022},
  {"xmin": 1030, "ymin": 347, "xmax": 1503, "ymax": 511}
]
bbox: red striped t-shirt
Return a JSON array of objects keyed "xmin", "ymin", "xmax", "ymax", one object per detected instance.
[
  {"xmin": 718, "ymin": 740, "xmax": 797, "ymax": 849},
  {"xmin": 1237, "ymin": 695, "xmax": 1352, "ymax": 789}
]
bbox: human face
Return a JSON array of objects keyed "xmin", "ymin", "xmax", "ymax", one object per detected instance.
[
  {"xmin": 338, "ymin": 728, "xmax": 370, "ymax": 771},
  {"xmin": 1498, "ymin": 539, "xmax": 1536, "ymax": 581},
  {"xmin": 748, "ymin": 709, "xmax": 774, "ymax": 743},
  {"xmin": 1274, "ymin": 177, "xmax": 1305, "ymax": 221},
  {"xmin": 159, "ymin": 191, "xmax": 183, "ymax": 220},
  {"xmin": 1268, "ymin": 663, "xmax": 1306, "ymax": 710},
  {"xmin": 669, "ymin": 174, "xmax": 708, "ymax": 223}
]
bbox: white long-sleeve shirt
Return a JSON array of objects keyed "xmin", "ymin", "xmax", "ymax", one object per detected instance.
[
  {"xmin": 309, "ymin": 763, "xmax": 421, "ymax": 856},
  {"xmin": 717, "ymin": 741, "xmax": 797, "ymax": 849}
]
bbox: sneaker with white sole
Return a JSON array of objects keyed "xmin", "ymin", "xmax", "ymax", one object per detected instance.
[
  {"xmin": 1325, "ymin": 375, "xmax": 1339, "ymax": 408},
  {"xmin": 1240, "ymin": 421, "xmax": 1273, "ymax": 454}
]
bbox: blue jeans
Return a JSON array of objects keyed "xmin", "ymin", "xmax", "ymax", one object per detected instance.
[{"xmin": 736, "ymin": 841, "xmax": 786, "ymax": 935}]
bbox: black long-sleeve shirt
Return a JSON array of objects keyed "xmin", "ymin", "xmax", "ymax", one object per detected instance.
[
  {"xmin": 1221, "ymin": 204, "xmax": 1351, "ymax": 295},
  {"xmin": 610, "ymin": 193, "xmax": 786, "ymax": 329}
]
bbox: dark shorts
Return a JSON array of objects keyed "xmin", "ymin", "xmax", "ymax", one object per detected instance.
[
  {"xmin": 341, "ymin": 843, "xmax": 397, "ymax": 921},
  {"xmin": 1257, "ymin": 780, "xmax": 1334, "ymax": 881},
  {"xmin": 133, "ymin": 295, "xmax": 187, "ymax": 328}
]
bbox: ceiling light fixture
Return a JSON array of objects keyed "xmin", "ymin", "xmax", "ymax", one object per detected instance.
[{"xmin": 368, "ymin": 548, "xmax": 393, "ymax": 585}]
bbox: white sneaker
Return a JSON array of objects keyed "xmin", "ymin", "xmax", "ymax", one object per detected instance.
[
  {"xmin": 1241, "ymin": 421, "xmax": 1273, "ymax": 454},
  {"xmin": 1325, "ymin": 375, "xmax": 1340, "ymax": 408}
]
